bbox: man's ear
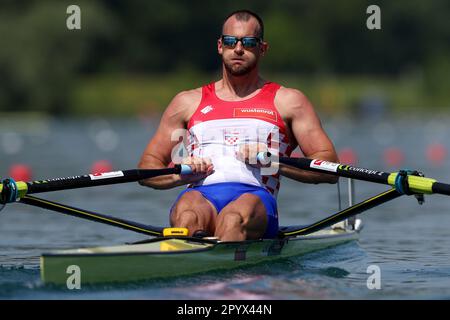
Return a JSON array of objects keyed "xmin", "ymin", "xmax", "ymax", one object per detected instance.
[
  {"xmin": 217, "ymin": 38, "xmax": 223, "ymax": 55},
  {"xmin": 260, "ymin": 42, "xmax": 268, "ymax": 56}
]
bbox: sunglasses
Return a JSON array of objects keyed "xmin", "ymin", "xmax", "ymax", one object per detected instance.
[{"xmin": 221, "ymin": 35, "xmax": 261, "ymax": 49}]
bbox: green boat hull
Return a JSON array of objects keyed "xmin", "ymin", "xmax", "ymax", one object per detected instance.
[{"xmin": 41, "ymin": 228, "xmax": 358, "ymax": 285}]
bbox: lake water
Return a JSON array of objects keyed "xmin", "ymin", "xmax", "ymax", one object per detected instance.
[{"xmin": 1, "ymin": 115, "xmax": 450, "ymax": 300}]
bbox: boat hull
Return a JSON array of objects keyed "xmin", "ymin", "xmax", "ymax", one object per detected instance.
[{"xmin": 41, "ymin": 228, "xmax": 358, "ymax": 285}]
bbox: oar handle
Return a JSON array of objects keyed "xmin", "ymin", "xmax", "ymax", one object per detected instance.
[
  {"xmin": 179, "ymin": 164, "xmax": 193, "ymax": 175},
  {"xmin": 256, "ymin": 151, "xmax": 271, "ymax": 163},
  {"xmin": 178, "ymin": 154, "xmax": 268, "ymax": 173}
]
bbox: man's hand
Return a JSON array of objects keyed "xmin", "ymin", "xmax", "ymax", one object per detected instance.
[
  {"xmin": 236, "ymin": 143, "xmax": 270, "ymax": 168},
  {"xmin": 180, "ymin": 157, "xmax": 214, "ymax": 183}
]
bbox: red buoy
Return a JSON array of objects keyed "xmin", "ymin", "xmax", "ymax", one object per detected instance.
[
  {"xmin": 383, "ymin": 147, "xmax": 405, "ymax": 167},
  {"xmin": 338, "ymin": 148, "xmax": 358, "ymax": 165},
  {"xmin": 90, "ymin": 160, "xmax": 113, "ymax": 174},
  {"xmin": 8, "ymin": 164, "xmax": 32, "ymax": 181},
  {"xmin": 426, "ymin": 143, "xmax": 447, "ymax": 167}
]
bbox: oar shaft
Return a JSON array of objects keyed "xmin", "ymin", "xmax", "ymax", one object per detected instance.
[
  {"xmin": 433, "ymin": 182, "xmax": 450, "ymax": 196},
  {"xmin": 1, "ymin": 165, "xmax": 192, "ymax": 201},
  {"xmin": 279, "ymin": 157, "xmax": 390, "ymax": 184},
  {"xmin": 279, "ymin": 157, "xmax": 449, "ymax": 196},
  {"xmin": 26, "ymin": 167, "xmax": 180, "ymax": 194}
]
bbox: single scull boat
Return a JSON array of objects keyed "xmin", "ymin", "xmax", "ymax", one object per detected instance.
[
  {"xmin": 2, "ymin": 154, "xmax": 450, "ymax": 285},
  {"xmin": 40, "ymin": 227, "xmax": 360, "ymax": 285}
]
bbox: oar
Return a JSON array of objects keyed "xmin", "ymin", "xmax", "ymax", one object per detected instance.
[
  {"xmin": 267, "ymin": 154, "xmax": 450, "ymax": 236},
  {"xmin": 20, "ymin": 195, "xmax": 164, "ymax": 236},
  {"xmin": 279, "ymin": 188, "xmax": 401, "ymax": 237},
  {"xmin": 0, "ymin": 165, "xmax": 192, "ymax": 205},
  {"xmin": 277, "ymin": 157, "xmax": 450, "ymax": 196},
  {"xmin": 0, "ymin": 165, "xmax": 193, "ymax": 236}
]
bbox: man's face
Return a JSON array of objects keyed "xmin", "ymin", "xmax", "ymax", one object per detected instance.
[{"xmin": 218, "ymin": 17, "xmax": 267, "ymax": 76}]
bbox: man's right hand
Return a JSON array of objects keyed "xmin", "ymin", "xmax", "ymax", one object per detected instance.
[{"xmin": 180, "ymin": 157, "xmax": 214, "ymax": 183}]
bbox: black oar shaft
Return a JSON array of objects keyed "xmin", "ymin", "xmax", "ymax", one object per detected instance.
[
  {"xmin": 279, "ymin": 156, "xmax": 450, "ymax": 196},
  {"xmin": 26, "ymin": 167, "xmax": 180, "ymax": 195},
  {"xmin": 433, "ymin": 182, "xmax": 450, "ymax": 196},
  {"xmin": 279, "ymin": 157, "xmax": 390, "ymax": 185}
]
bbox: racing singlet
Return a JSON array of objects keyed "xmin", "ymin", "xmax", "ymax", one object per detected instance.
[{"xmin": 186, "ymin": 82, "xmax": 293, "ymax": 197}]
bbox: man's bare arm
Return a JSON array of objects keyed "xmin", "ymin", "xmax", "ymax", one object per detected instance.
[
  {"xmin": 138, "ymin": 90, "xmax": 200, "ymax": 189},
  {"xmin": 276, "ymin": 88, "xmax": 339, "ymax": 184}
]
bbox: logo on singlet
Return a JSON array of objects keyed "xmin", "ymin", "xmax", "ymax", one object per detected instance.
[
  {"xmin": 233, "ymin": 107, "xmax": 277, "ymax": 122},
  {"xmin": 201, "ymin": 105, "xmax": 214, "ymax": 114}
]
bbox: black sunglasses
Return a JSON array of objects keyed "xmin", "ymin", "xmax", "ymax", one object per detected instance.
[{"xmin": 221, "ymin": 35, "xmax": 262, "ymax": 49}]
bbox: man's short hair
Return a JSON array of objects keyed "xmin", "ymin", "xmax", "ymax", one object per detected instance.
[{"xmin": 222, "ymin": 10, "xmax": 264, "ymax": 40}]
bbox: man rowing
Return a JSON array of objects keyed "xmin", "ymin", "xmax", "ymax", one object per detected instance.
[{"xmin": 138, "ymin": 10, "xmax": 339, "ymax": 241}]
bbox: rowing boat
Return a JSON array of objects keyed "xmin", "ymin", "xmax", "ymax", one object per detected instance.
[
  {"xmin": 41, "ymin": 225, "xmax": 360, "ymax": 285},
  {"xmin": 2, "ymin": 154, "xmax": 450, "ymax": 286}
]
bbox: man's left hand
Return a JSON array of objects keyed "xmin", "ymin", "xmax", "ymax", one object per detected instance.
[{"xmin": 236, "ymin": 143, "xmax": 270, "ymax": 168}]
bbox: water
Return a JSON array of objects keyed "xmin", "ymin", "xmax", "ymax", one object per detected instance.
[{"xmin": 1, "ymin": 115, "xmax": 450, "ymax": 299}]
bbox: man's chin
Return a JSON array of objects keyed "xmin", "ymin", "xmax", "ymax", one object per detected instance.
[
  {"xmin": 225, "ymin": 64, "xmax": 251, "ymax": 76},
  {"xmin": 231, "ymin": 69, "xmax": 249, "ymax": 76}
]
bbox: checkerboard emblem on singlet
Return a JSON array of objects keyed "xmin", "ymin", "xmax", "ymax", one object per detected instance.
[{"xmin": 224, "ymin": 130, "xmax": 240, "ymax": 145}]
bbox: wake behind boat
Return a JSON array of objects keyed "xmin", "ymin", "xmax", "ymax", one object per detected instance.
[{"xmin": 2, "ymin": 154, "xmax": 450, "ymax": 285}]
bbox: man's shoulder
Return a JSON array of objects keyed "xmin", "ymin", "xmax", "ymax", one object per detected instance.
[
  {"xmin": 275, "ymin": 86, "xmax": 307, "ymax": 103},
  {"xmin": 161, "ymin": 86, "xmax": 204, "ymax": 122},
  {"xmin": 274, "ymin": 85, "xmax": 310, "ymax": 111},
  {"xmin": 172, "ymin": 87, "xmax": 203, "ymax": 105}
]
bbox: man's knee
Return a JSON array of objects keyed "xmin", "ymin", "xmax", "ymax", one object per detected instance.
[
  {"xmin": 170, "ymin": 209, "xmax": 198, "ymax": 225},
  {"xmin": 218, "ymin": 212, "xmax": 244, "ymax": 229},
  {"xmin": 170, "ymin": 191, "xmax": 216, "ymax": 233}
]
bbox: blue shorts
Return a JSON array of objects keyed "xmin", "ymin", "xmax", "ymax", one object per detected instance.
[{"xmin": 170, "ymin": 182, "xmax": 279, "ymax": 239}]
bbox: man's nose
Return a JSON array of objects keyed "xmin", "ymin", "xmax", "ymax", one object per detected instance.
[{"xmin": 234, "ymin": 41, "xmax": 245, "ymax": 54}]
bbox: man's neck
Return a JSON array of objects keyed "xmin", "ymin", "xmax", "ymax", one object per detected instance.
[{"xmin": 220, "ymin": 66, "xmax": 265, "ymax": 98}]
